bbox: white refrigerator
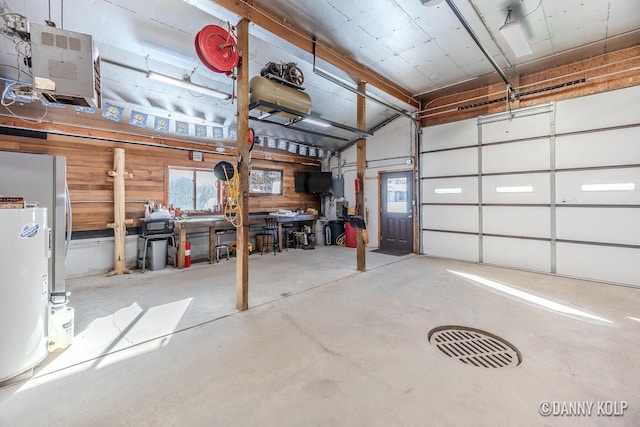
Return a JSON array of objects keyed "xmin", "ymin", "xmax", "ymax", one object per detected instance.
[{"xmin": 0, "ymin": 208, "xmax": 50, "ymax": 382}]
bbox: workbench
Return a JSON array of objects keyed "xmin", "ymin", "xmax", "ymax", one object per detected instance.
[{"xmin": 172, "ymin": 214, "xmax": 318, "ymax": 268}]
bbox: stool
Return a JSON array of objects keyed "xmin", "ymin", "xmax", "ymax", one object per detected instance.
[
  {"xmin": 215, "ymin": 230, "xmax": 230, "ymax": 261},
  {"xmin": 281, "ymin": 223, "xmax": 296, "ymax": 250},
  {"xmin": 261, "ymin": 216, "xmax": 278, "ymax": 255},
  {"xmin": 138, "ymin": 233, "xmax": 176, "ymax": 273}
]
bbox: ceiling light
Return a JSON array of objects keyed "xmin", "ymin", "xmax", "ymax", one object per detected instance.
[
  {"xmin": 499, "ymin": 14, "xmax": 533, "ymax": 57},
  {"xmin": 301, "ymin": 117, "xmax": 331, "ymax": 128},
  {"xmin": 146, "ymin": 71, "xmax": 230, "ymax": 100}
]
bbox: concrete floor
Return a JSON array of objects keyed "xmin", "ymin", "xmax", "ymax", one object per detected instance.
[{"xmin": 1, "ymin": 246, "xmax": 639, "ymax": 426}]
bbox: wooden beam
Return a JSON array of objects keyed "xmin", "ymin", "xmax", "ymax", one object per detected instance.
[
  {"xmin": 210, "ymin": 0, "xmax": 419, "ymax": 109},
  {"xmin": 356, "ymin": 81, "xmax": 367, "ymax": 272},
  {"xmin": 236, "ymin": 18, "xmax": 250, "ymax": 311}
]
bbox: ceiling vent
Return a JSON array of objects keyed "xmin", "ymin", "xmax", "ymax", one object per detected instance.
[{"xmin": 29, "ymin": 23, "xmax": 101, "ymax": 109}]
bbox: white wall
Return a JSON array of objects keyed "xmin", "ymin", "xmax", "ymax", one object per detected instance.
[
  {"xmin": 66, "ymin": 228, "xmax": 262, "ymax": 278},
  {"xmin": 328, "ymin": 115, "xmax": 415, "ymax": 247}
]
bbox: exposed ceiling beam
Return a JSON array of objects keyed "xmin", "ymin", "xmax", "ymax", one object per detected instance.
[{"xmin": 210, "ymin": 0, "xmax": 420, "ymax": 109}]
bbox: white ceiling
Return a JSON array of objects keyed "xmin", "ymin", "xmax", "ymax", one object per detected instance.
[{"xmin": 1, "ymin": 0, "xmax": 639, "ymax": 151}]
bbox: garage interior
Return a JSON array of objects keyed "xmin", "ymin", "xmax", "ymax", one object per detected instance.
[{"xmin": 0, "ymin": 0, "xmax": 639, "ymax": 425}]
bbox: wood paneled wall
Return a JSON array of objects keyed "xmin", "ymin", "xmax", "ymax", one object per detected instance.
[
  {"xmin": 0, "ymin": 128, "xmax": 320, "ymax": 232},
  {"xmin": 420, "ymin": 45, "xmax": 640, "ymax": 127}
]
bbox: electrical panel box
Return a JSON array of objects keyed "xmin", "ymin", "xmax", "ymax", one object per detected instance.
[
  {"xmin": 30, "ymin": 23, "xmax": 101, "ymax": 108},
  {"xmin": 332, "ymin": 177, "xmax": 344, "ymax": 198}
]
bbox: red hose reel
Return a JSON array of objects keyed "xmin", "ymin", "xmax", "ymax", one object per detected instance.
[{"xmin": 195, "ymin": 24, "xmax": 240, "ymax": 77}]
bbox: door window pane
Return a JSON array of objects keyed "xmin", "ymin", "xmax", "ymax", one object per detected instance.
[{"xmin": 387, "ymin": 177, "xmax": 408, "ymax": 213}]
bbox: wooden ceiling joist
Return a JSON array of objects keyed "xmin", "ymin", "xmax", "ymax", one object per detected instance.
[{"xmin": 211, "ymin": 0, "xmax": 420, "ymax": 109}]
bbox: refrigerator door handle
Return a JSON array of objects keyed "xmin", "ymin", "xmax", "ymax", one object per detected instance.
[{"xmin": 46, "ymin": 227, "xmax": 52, "ymax": 259}]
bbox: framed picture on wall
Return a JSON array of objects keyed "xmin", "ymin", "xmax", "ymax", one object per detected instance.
[{"xmin": 249, "ymin": 168, "xmax": 283, "ymax": 195}]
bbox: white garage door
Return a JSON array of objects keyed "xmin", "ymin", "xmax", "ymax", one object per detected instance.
[{"xmin": 420, "ymin": 85, "xmax": 640, "ymax": 287}]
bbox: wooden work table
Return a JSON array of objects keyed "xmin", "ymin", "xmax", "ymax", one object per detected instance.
[{"xmin": 173, "ymin": 214, "xmax": 318, "ymax": 268}]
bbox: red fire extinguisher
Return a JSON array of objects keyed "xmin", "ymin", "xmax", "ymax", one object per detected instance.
[{"xmin": 185, "ymin": 241, "xmax": 191, "ymax": 268}]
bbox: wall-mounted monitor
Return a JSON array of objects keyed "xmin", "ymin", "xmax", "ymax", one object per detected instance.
[{"xmin": 295, "ymin": 171, "xmax": 333, "ymax": 194}]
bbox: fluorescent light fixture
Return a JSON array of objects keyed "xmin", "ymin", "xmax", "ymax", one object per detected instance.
[
  {"xmin": 496, "ymin": 185, "xmax": 533, "ymax": 193},
  {"xmin": 435, "ymin": 187, "xmax": 462, "ymax": 194},
  {"xmin": 257, "ymin": 111, "xmax": 272, "ymax": 120},
  {"xmin": 581, "ymin": 183, "xmax": 635, "ymax": 192},
  {"xmin": 146, "ymin": 71, "xmax": 230, "ymax": 100},
  {"xmin": 499, "ymin": 20, "xmax": 533, "ymax": 57},
  {"xmin": 301, "ymin": 117, "xmax": 331, "ymax": 128}
]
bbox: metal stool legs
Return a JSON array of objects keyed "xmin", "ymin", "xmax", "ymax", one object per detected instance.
[
  {"xmin": 215, "ymin": 229, "xmax": 230, "ymax": 261},
  {"xmin": 216, "ymin": 244, "xmax": 229, "ymax": 261}
]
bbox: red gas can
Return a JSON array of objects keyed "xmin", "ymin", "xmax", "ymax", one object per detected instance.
[
  {"xmin": 185, "ymin": 241, "xmax": 191, "ymax": 268},
  {"xmin": 345, "ymin": 222, "xmax": 357, "ymax": 248}
]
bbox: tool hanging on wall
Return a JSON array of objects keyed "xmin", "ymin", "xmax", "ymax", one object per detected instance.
[
  {"xmin": 213, "ymin": 128, "xmax": 256, "ymax": 228},
  {"xmin": 214, "ymin": 160, "xmax": 241, "ymax": 228}
]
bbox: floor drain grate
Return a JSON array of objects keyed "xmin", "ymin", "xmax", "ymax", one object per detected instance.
[{"xmin": 428, "ymin": 325, "xmax": 522, "ymax": 368}]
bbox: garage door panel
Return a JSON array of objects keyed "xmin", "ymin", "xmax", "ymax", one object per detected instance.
[
  {"xmin": 483, "ymin": 174, "xmax": 550, "ymax": 204},
  {"xmin": 483, "ymin": 206, "xmax": 550, "ymax": 238},
  {"xmin": 481, "ymin": 112, "xmax": 551, "ymax": 143},
  {"xmin": 423, "ymin": 205, "xmax": 478, "ymax": 233},
  {"xmin": 419, "ymin": 86, "xmax": 638, "ymax": 287},
  {"xmin": 483, "ymin": 236, "xmax": 551, "ymax": 272},
  {"xmin": 422, "ymin": 147, "xmax": 477, "ymax": 177},
  {"xmin": 483, "ymin": 139, "xmax": 550, "ymax": 174},
  {"xmin": 423, "ymin": 231, "xmax": 478, "ymax": 261},
  {"xmin": 422, "ymin": 118, "xmax": 477, "ymax": 151},
  {"xmin": 556, "ymin": 168, "xmax": 640, "ymax": 205},
  {"xmin": 422, "ymin": 177, "xmax": 478, "ymax": 204},
  {"xmin": 556, "ymin": 85, "xmax": 640, "ymax": 133},
  {"xmin": 556, "ymin": 243, "xmax": 640, "ymax": 287},
  {"xmin": 556, "ymin": 128, "xmax": 640, "ymax": 169},
  {"xmin": 556, "ymin": 207, "xmax": 640, "ymax": 245}
]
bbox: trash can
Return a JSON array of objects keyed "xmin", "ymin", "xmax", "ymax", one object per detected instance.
[
  {"xmin": 147, "ymin": 239, "xmax": 168, "ymax": 270},
  {"xmin": 327, "ymin": 220, "xmax": 345, "ymax": 245}
]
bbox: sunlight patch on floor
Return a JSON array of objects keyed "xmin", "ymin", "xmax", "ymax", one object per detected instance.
[
  {"xmin": 16, "ymin": 298, "xmax": 192, "ymax": 393},
  {"xmin": 448, "ymin": 270, "xmax": 612, "ymax": 323}
]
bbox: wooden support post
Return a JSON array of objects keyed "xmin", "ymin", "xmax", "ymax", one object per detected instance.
[
  {"xmin": 356, "ymin": 81, "xmax": 367, "ymax": 272},
  {"xmin": 236, "ymin": 18, "xmax": 250, "ymax": 311},
  {"xmin": 106, "ymin": 147, "xmax": 134, "ymax": 276}
]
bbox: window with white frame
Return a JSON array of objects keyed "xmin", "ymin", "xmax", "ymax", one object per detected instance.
[{"xmin": 168, "ymin": 167, "xmax": 218, "ymax": 211}]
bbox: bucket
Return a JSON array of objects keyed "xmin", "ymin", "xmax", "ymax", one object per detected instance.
[{"xmin": 48, "ymin": 304, "xmax": 74, "ymax": 352}]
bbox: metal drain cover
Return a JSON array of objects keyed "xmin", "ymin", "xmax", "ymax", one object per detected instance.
[{"xmin": 428, "ymin": 326, "xmax": 521, "ymax": 368}]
